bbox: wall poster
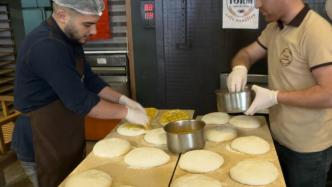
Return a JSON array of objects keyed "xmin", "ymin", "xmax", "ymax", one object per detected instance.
[{"xmin": 222, "ymin": 0, "xmax": 259, "ymax": 29}]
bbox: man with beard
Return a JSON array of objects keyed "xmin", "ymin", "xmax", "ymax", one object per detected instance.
[
  {"xmin": 11, "ymin": 0, "xmax": 148, "ymax": 186},
  {"xmin": 227, "ymin": 0, "xmax": 332, "ymax": 186}
]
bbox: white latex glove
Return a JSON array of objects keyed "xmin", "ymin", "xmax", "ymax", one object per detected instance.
[
  {"xmin": 245, "ymin": 85, "xmax": 279, "ymax": 115},
  {"xmin": 227, "ymin": 65, "xmax": 248, "ymax": 92},
  {"xmin": 119, "ymin": 95, "xmax": 145, "ymax": 113},
  {"xmin": 125, "ymin": 107, "xmax": 149, "ymax": 126}
]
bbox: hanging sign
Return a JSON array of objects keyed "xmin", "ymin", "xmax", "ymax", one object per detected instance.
[{"xmin": 222, "ymin": 0, "xmax": 259, "ymax": 29}]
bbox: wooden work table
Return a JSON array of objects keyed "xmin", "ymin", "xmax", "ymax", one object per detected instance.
[{"xmin": 60, "ymin": 112, "xmax": 286, "ymax": 187}]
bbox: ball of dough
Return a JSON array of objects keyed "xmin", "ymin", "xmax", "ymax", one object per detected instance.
[
  {"xmin": 64, "ymin": 169, "xmax": 112, "ymax": 187},
  {"xmin": 201, "ymin": 112, "xmax": 230, "ymax": 125},
  {"xmin": 117, "ymin": 123, "xmax": 146, "ymax": 136},
  {"xmin": 230, "ymin": 159, "xmax": 278, "ymax": 185},
  {"xmin": 229, "ymin": 115, "xmax": 261, "ymax": 129},
  {"xmin": 205, "ymin": 125, "xmax": 237, "ymax": 142},
  {"xmin": 171, "ymin": 174, "xmax": 222, "ymax": 187},
  {"xmin": 144, "ymin": 128, "xmax": 167, "ymax": 145},
  {"xmin": 93, "ymin": 138, "xmax": 131, "ymax": 158},
  {"xmin": 124, "ymin": 147, "xmax": 170, "ymax": 168},
  {"xmin": 231, "ymin": 136, "xmax": 270, "ymax": 155},
  {"xmin": 179, "ymin": 150, "xmax": 224, "ymax": 173}
]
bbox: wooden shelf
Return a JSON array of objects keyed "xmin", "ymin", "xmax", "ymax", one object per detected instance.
[
  {"xmin": 0, "ymin": 85, "xmax": 14, "ymax": 94},
  {"xmin": 0, "ymin": 52, "xmax": 13, "ymax": 58},
  {"xmin": 0, "ymin": 68, "xmax": 14, "ymax": 76},
  {"xmin": 0, "ymin": 61, "xmax": 14, "ymax": 68},
  {"xmin": 0, "ymin": 77, "xmax": 14, "ymax": 85},
  {"xmin": 0, "ymin": 5, "xmax": 15, "ymax": 98},
  {"xmin": 0, "ymin": 28, "xmax": 10, "ymax": 32}
]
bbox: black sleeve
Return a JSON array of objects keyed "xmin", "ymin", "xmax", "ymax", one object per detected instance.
[{"xmin": 83, "ymin": 61, "xmax": 108, "ymax": 94}]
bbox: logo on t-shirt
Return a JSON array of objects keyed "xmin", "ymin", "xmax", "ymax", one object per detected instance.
[{"xmin": 280, "ymin": 48, "xmax": 292, "ymax": 66}]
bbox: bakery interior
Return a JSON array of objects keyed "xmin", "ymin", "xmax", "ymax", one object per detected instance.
[{"xmin": 0, "ymin": 0, "xmax": 332, "ymax": 187}]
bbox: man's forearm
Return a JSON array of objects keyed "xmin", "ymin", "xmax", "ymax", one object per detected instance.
[
  {"xmin": 278, "ymin": 85, "xmax": 332, "ymax": 108},
  {"xmin": 98, "ymin": 86, "xmax": 122, "ymax": 103},
  {"xmin": 87, "ymin": 99, "xmax": 127, "ymax": 119},
  {"xmin": 231, "ymin": 49, "xmax": 252, "ymax": 69}
]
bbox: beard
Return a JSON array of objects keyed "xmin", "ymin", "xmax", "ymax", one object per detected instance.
[{"xmin": 63, "ymin": 23, "xmax": 88, "ymax": 45}]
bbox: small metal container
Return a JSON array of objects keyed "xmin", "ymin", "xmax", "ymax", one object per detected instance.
[
  {"xmin": 164, "ymin": 120, "xmax": 205, "ymax": 154},
  {"xmin": 215, "ymin": 88, "xmax": 251, "ymax": 113}
]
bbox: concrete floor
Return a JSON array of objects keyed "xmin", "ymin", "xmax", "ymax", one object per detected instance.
[{"xmin": 2, "ymin": 141, "xmax": 96, "ymax": 187}]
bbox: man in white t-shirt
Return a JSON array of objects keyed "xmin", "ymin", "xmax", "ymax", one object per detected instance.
[{"xmin": 227, "ymin": 0, "xmax": 332, "ymax": 186}]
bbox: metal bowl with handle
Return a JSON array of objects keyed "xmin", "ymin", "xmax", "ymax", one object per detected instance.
[
  {"xmin": 215, "ymin": 87, "xmax": 252, "ymax": 113},
  {"xmin": 163, "ymin": 120, "xmax": 205, "ymax": 154}
]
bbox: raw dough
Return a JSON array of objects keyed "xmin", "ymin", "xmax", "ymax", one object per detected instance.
[
  {"xmin": 179, "ymin": 150, "xmax": 224, "ymax": 173},
  {"xmin": 171, "ymin": 174, "xmax": 222, "ymax": 187},
  {"xmin": 231, "ymin": 136, "xmax": 270, "ymax": 155},
  {"xmin": 64, "ymin": 169, "xmax": 112, "ymax": 187},
  {"xmin": 205, "ymin": 125, "xmax": 237, "ymax": 142},
  {"xmin": 201, "ymin": 112, "xmax": 230, "ymax": 125},
  {"xmin": 117, "ymin": 123, "xmax": 146, "ymax": 136},
  {"xmin": 92, "ymin": 138, "xmax": 131, "ymax": 158},
  {"xmin": 230, "ymin": 159, "xmax": 278, "ymax": 185},
  {"xmin": 144, "ymin": 128, "xmax": 167, "ymax": 145},
  {"xmin": 229, "ymin": 115, "xmax": 261, "ymax": 129},
  {"xmin": 124, "ymin": 147, "xmax": 170, "ymax": 168}
]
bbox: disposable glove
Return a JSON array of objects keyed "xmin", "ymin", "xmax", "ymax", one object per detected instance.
[
  {"xmin": 227, "ymin": 65, "xmax": 248, "ymax": 92},
  {"xmin": 125, "ymin": 107, "xmax": 149, "ymax": 126},
  {"xmin": 245, "ymin": 85, "xmax": 278, "ymax": 115},
  {"xmin": 119, "ymin": 95, "xmax": 145, "ymax": 113}
]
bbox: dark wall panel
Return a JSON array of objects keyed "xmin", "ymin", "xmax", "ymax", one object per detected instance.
[{"xmin": 133, "ymin": 0, "xmax": 330, "ymax": 115}]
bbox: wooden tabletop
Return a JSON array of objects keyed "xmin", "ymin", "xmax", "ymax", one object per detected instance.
[
  {"xmin": 171, "ymin": 116, "xmax": 286, "ymax": 187},
  {"xmin": 59, "ymin": 112, "xmax": 286, "ymax": 187}
]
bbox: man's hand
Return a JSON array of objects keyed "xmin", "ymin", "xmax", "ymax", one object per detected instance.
[
  {"xmin": 245, "ymin": 85, "xmax": 278, "ymax": 115},
  {"xmin": 125, "ymin": 107, "xmax": 149, "ymax": 125},
  {"xmin": 227, "ymin": 65, "xmax": 248, "ymax": 92},
  {"xmin": 119, "ymin": 95, "xmax": 145, "ymax": 113}
]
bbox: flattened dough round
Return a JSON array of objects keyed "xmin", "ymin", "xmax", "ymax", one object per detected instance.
[
  {"xmin": 179, "ymin": 150, "xmax": 224, "ymax": 173},
  {"xmin": 231, "ymin": 136, "xmax": 270, "ymax": 155},
  {"xmin": 229, "ymin": 115, "xmax": 261, "ymax": 129},
  {"xmin": 205, "ymin": 125, "xmax": 237, "ymax": 142},
  {"xmin": 64, "ymin": 169, "xmax": 112, "ymax": 187},
  {"xmin": 124, "ymin": 147, "xmax": 170, "ymax": 168},
  {"xmin": 171, "ymin": 174, "xmax": 222, "ymax": 187},
  {"xmin": 144, "ymin": 128, "xmax": 167, "ymax": 145},
  {"xmin": 201, "ymin": 112, "xmax": 230, "ymax": 125},
  {"xmin": 117, "ymin": 123, "xmax": 146, "ymax": 136},
  {"xmin": 230, "ymin": 159, "xmax": 278, "ymax": 185},
  {"xmin": 92, "ymin": 138, "xmax": 131, "ymax": 158}
]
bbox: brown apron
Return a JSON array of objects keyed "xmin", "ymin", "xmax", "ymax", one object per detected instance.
[{"xmin": 28, "ymin": 18, "xmax": 86, "ymax": 187}]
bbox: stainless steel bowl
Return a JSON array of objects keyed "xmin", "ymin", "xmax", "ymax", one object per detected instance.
[
  {"xmin": 164, "ymin": 120, "xmax": 205, "ymax": 154},
  {"xmin": 215, "ymin": 88, "xmax": 251, "ymax": 113}
]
